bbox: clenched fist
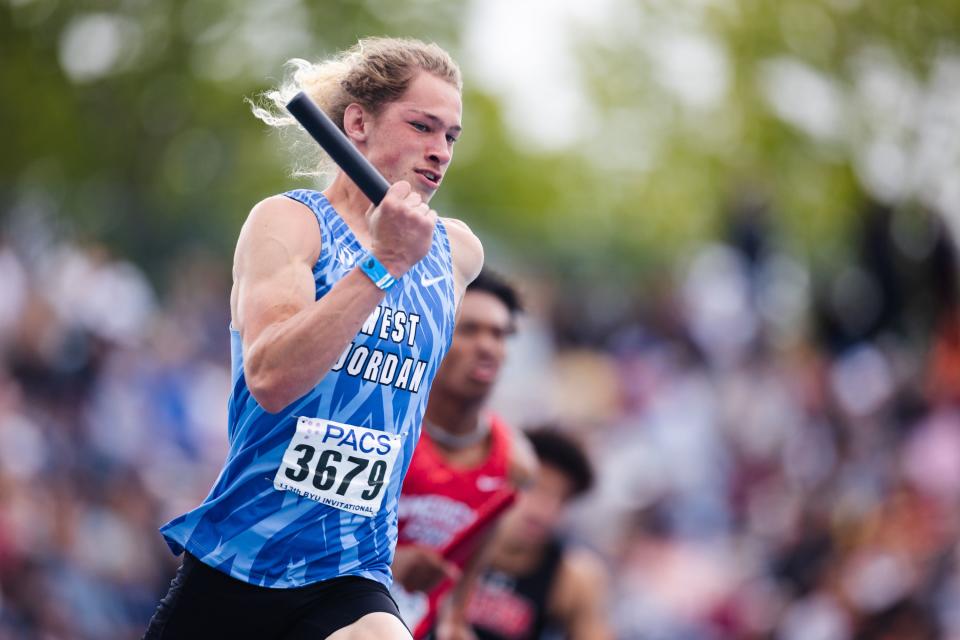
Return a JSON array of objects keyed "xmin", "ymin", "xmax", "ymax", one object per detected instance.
[{"xmin": 368, "ymin": 181, "xmax": 437, "ymax": 278}]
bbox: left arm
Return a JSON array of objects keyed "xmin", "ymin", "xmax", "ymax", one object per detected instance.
[
  {"xmin": 507, "ymin": 426, "xmax": 538, "ymax": 489},
  {"xmin": 436, "ymin": 427, "xmax": 532, "ymax": 640},
  {"xmin": 550, "ymin": 549, "xmax": 615, "ymax": 640}
]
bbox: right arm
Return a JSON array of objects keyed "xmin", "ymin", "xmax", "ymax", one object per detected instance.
[
  {"xmin": 392, "ymin": 544, "xmax": 461, "ymax": 593},
  {"xmin": 232, "ymin": 182, "xmax": 435, "ymax": 413}
]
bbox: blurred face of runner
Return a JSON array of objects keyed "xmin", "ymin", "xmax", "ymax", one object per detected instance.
[
  {"xmin": 501, "ymin": 463, "xmax": 574, "ymax": 546},
  {"xmin": 431, "ymin": 290, "xmax": 514, "ymax": 404},
  {"xmin": 362, "ymin": 71, "xmax": 462, "ymax": 202}
]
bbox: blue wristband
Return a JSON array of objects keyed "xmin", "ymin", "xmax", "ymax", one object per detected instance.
[{"xmin": 357, "ymin": 251, "xmax": 397, "ymax": 290}]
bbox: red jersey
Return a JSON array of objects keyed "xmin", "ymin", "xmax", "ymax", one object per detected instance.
[{"xmin": 394, "ymin": 414, "xmax": 517, "ymax": 638}]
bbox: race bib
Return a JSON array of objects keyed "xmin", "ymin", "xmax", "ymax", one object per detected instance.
[{"xmin": 274, "ymin": 417, "xmax": 402, "ymax": 517}]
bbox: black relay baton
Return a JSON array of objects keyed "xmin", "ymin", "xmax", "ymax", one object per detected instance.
[{"xmin": 285, "ymin": 91, "xmax": 391, "ymax": 206}]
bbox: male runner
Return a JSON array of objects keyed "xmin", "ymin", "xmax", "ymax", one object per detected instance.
[
  {"xmin": 145, "ymin": 37, "xmax": 482, "ymax": 640},
  {"xmin": 391, "ymin": 270, "xmax": 536, "ymax": 638},
  {"xmin": 466, "ymin": 428, "xmax": 613, "ymax": 640}
]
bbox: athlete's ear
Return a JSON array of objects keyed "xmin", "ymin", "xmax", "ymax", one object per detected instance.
[{"xmin": 343, "ymin": 103, "xmax": 369, "ymax": 144}]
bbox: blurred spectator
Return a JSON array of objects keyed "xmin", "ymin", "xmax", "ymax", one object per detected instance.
[
  {"xmin": 0, "ymin": 192, "xmax": 958, "ymax": 639},
  {"xmin": 0, "ymin": 236, "xmax": 229, "ymax": 639}
]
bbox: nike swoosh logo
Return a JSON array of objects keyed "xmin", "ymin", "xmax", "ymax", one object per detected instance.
[
  {"xmin": 476, "ymin": 475, "xmax": 506, "ymax": 492},
  {"xmin": 421, "ymin": 274, "xmax": 449, "ymax": 287}
]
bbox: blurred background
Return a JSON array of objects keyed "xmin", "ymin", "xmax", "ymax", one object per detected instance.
[{"xmin": 2, "ymin": 0, "xmax": 960, "ymax": 638}]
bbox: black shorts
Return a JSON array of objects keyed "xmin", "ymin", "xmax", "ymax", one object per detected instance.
[{"xmin": 143, "ymin": 553, "xmax": 406, "ymax": 639}]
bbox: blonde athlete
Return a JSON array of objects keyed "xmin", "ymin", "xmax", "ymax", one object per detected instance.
[{"xmin": 146, "ymin": 37, "xmax": 481, "ymax": 640}]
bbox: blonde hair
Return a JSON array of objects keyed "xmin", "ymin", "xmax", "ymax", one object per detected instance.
[{"xmin": 250, "ymin": 36, "xmax": 462, "ymax": 179}]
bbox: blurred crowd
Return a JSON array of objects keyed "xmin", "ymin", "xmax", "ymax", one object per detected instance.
[
  {"xmin": 0, "ymin": 197, "xmax": 958, "ymax": 639},
  {"xmin": 0, "ymin": 230, "xmax": 232, "ymax": 639},
  {"xmin": 503, "ymin": 201, "xmax": 960, "ymax": 640}
]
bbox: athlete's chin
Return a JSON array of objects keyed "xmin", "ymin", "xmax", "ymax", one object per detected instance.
[
  {"xmin": 412, "ymin": 183, "xmax": 437, "ymax": 202},
  {"xmin": 467, "ymin": 371, "xmax": 498, "ymax": 387},
  {"xmin": 458, "ymin": 379, "xmax": 495, "ymax": 401}
]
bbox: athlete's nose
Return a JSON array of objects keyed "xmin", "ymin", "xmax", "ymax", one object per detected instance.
[
  {"xmin": 427, "ymin": 134, "xmax": 451, "ymax": 166},
  {"xmin": 474, "ymin": 330, "xmax": 501, "ymax": 360}
]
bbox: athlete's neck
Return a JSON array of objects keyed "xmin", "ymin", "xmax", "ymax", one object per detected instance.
[
  {"xmin": 323, "ymin": 176, "xmax": 373, "ymax": 227},
  {"xmin": 423, "ymin": 393, "xmax": 494, "ymax": 460},
  {"xmin": 424, "ymin": 392, "xmax": 486, "ymax": 441}
]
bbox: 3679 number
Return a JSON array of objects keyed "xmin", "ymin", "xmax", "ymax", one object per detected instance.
[{"xmin": 284, "ymin": 445, "xmax": 387, "ymax": 501}]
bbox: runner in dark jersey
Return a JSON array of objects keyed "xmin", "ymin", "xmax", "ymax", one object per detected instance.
[
  {"xmin": 144, "ymin": 37, "xmax": 483, "ymax": 640},
  {"xmin": 392, "ymin": 271, "xmax": 536, "ymax": 639},
  {"xmin": 467, "ymin": 428, "xmax": 613, "ymax": 640}
]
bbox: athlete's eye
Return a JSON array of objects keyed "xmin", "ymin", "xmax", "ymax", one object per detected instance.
[
  {"xmin": 457, "ymin": 323, "xmax": 480, "ymax": 337},
  {"xmin": 410, "ymin": 121, "xmax": 429, "ymax": 132},
  {"xmin": 446, "ymin": 134, "xmax": 458, "ymax": 145}
]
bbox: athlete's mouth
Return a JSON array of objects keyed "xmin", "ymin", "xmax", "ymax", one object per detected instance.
[
  {"xmin": 469, "ymin": 361, "xmax": 498, "ymax": 383},
  {"xmin": 414, "ymin": 169, "xmax": 442, "ymax": 187}
]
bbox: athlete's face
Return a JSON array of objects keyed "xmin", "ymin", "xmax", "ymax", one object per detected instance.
[
  {"xmin": 502, "ymin": 463, "xmax": 574, "ymax": 545},
  {"xmin": 363, "ymin": 71, "xmax": 462, "ymax": 202},
  {"xmin": 432, "ymin": 290, "xmax": 514, "ymax": 403}
]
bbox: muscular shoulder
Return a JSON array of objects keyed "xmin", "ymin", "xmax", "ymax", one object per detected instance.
[
  {"xmin": 231, "ymin": 194, "xmax": 323, "ymax": 330},
  {"xmin": 441, "ymin": 216, "xmax": 475, "ymax": 239},
  {"xmin": 550, "ymin": 547, "xmax": 609, "ymax": 622},
  {"xmin": 235, "ymin": 195, "xmax": 322, "ymax": 273},
  {"xmin": 441, "ymin": 217, "xmax": 483, "ymax": 286}
]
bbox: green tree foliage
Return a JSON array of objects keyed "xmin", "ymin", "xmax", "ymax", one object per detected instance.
[{"xmin": 2, "ymin": 0, "xmax": 958, "ymax": 292}]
